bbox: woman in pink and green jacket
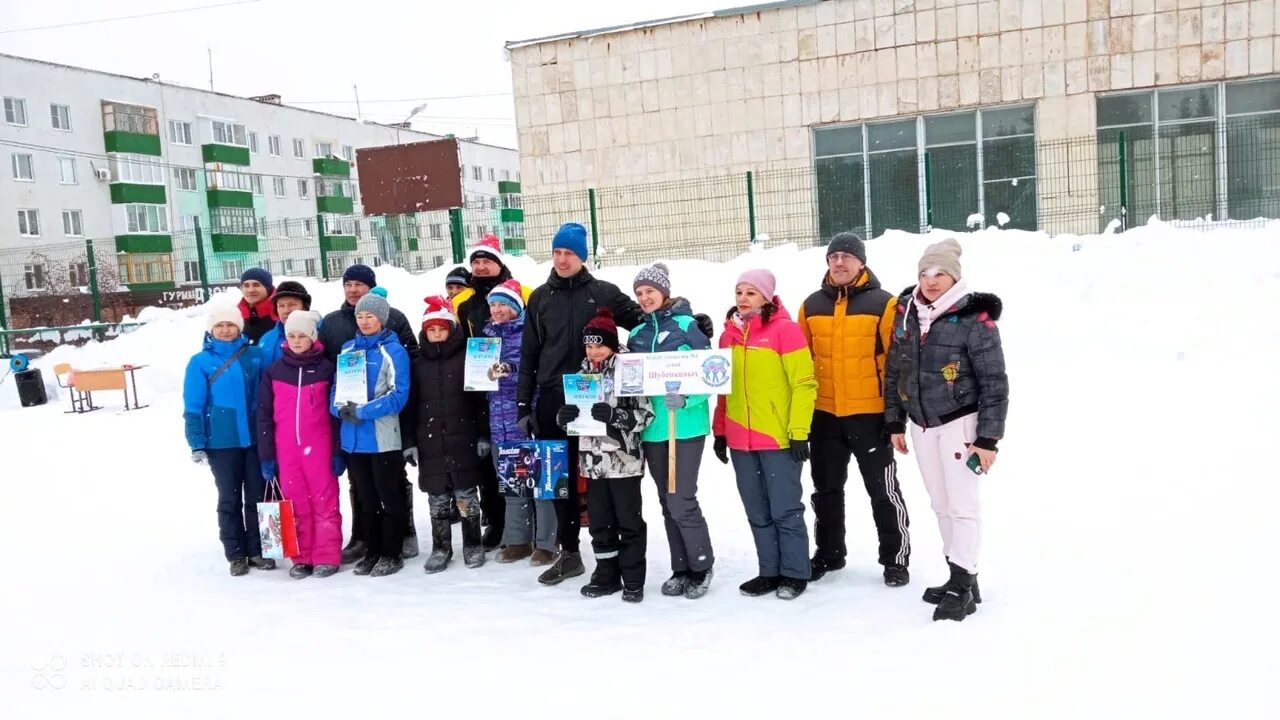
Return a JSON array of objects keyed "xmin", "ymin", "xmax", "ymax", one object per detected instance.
[{"xmin": 713, "ymin": 268, "xmax": 818, "ymax": 601}]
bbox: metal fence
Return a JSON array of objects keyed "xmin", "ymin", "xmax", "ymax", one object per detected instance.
[{"xmin": 3, "ymin": 123, "xmax": 1279, "ymax": 346}]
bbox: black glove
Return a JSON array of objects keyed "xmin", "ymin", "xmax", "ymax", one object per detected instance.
[
  {"xmin": 694, "ymin": 313, "xmax": 715, "ymax": 340},
  {"xmin": 517, "ymin": 414, "xmax": 539, "ymax": 438},
  {"xmin": 592, "ymin": 402, "xmax": 635, "ymax": 431},
  {"xmin": 713, "ymin": 436, "xmax": 729, "ymax": 464},
  {"xmin": 403, "ymin": 447, "xmax": 419, "ymax": 467},
  {"xmin": 789, "ymin": 439, "xmax": 810, "ymax": 464},
  {"xmin": 555, "ymin": 405, "xmax": 579, "ymax": 428},
  {"xmin": 338, "ymin": 402, "xmax": 360, "ymax": 423}
]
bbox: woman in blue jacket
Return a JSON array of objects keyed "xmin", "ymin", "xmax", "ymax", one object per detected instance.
[
  {"xmin": 183, "ymin": 306, "xmax": 269, "ymax": 576},
  {"xmin": 330, "ymin": 293, "xmax": 413, "ymax": 577}
]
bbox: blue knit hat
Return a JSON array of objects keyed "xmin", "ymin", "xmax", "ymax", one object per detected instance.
[
  {"xmin": 342, "ymin": 263, "xmax": 377, "ymax": 289},
  {"xmin": 240, "ymin": 267, "xmax": 274, "ymax": 293},
  {"xmin": 552, "ymin": 222, "xmax": 589, "ymax": 262}
]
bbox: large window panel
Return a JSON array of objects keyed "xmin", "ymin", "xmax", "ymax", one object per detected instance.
[
  {"xmin": 868, "ymin": 120, "xmax": 920, "ymax": 235},
  {"xmin": 1156, "ymin": 121, "xmax": 1217, "ymax": 221},
  {"xmin": 925, "ymin": 113, "xmax": 979, "ymax": 231},
  {"xmin": 815, "ymin": 156, "xmax": 866, "ymax": 239},
  {"xmin": 1226, "ymin": 115, "xmax": 1280, "ymax": 219},
  {"xmin": 1097, "ymin": 125, "xmax": 1159, "ymax": 230}
]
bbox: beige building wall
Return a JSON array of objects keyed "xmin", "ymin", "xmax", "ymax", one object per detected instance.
[{"xmin": 509, "ymin": 0, "xmax": 1280, "ymax": 240}]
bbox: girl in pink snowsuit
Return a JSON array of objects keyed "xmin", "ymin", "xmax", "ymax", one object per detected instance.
[{"xmin": 257, "ymin": 310, "xmax": 346, "ymax": 578}]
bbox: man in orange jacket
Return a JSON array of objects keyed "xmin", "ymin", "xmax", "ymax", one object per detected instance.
[{"xmin": 797, "ymin": 232, "xmax": 910, "ymax": 586}]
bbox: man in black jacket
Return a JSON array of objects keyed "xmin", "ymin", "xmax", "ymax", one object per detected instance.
[{"xmin": 318, "ymin": 263, "xmax": 420, "ymax": 563}]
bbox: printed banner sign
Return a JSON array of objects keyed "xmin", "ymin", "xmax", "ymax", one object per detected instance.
[
  {"xmin": 615, "ymin": 349, "xmax": 733, "ymax": 397},
  {"xmin": 333, "ymin": 349, "xmax": 368, "ymax": 406},
  {"xmin": 562, "ymin": 373, "xmax": 606, "ymax": 436},
  {"xmin": 464, "ymin": 338, "xmax": 502, "ymax": 392},
  {"xmin": 496, "ymin": 440, "xmax": 570, "ymax": 500}
]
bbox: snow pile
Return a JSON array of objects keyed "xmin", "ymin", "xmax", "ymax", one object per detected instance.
[{"xmin": 2, "ymin": 221, "xmax": 1278, "ymax": 718}]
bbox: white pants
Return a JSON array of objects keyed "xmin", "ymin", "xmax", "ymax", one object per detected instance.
[{"xmin": 910, "ymin": 413, "xmax": 981, "ymax": 573}]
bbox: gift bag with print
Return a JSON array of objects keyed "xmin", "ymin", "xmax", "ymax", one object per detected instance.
[{"xmin": 257, "ymin": 480, "xmax": 299, "ymax": 560}]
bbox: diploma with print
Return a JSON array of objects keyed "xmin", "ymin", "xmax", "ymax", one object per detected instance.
[
  {"xmin": 333, "ymin": 349, "xmax": 368, "ymax": 406},
  {"xmin": 562, "ymin": 373, "xmax": 606, "ymax": 436},
  {"xmin": 615, "ymin": 349, "xmax": 733, "ymax": 397},
  {"xmin": 464, "ymin": 337, "xmax": 501, "ymax": 391}
]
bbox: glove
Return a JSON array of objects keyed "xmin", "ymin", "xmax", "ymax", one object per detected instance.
[
  {"xmin": 331, "ymin": 454, "xmax": 347, "ymax": 477},
  {"xmin": 591, "ymin": 402, "xmax": 635, "ymax": 431},
  {"xmin": 477, "ymin": 438, "xmax": 492, "ymax": 458},
  {"xmin": 191, "ymin": 450, "xmax": 208, "ymax": 465},
  {"xmin": 260, "ymin": 461, "xmax": 278, "ymax": 481},
  {"xmin": 789, "ymin": 439, "xmax": 811, "ymax": 464},
  {"xmin": 664, "ymin": 393, "xmax": 687, "ymax": 411},
  {"xmin": 517, "ymin": 413, "xmax": 539, "ymax": 438},
  {"xmin": 555, "ymin": 405, "xmax": 580, "ymax": 428},
  {"xmin": 712, "ymin": 436, "xmax": 729, "ymax": 464},
  {"xmin": 403, "ymin": 447, "xmax": 419, "ymax": 467},
  {"xmin": 694, "ymin": 313, "xmax": 715, "ymax": 340},
  {"xmin": 338, "ymin": 402, "xmax": 360, "ymax": 423}
]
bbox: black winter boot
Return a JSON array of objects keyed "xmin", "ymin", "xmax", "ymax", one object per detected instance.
[
  {"xmin": 248, "ymin": 556, "xmax": 277, "ymax": 570},
  {"xmin": 739, "ymin": 576, "xmax": 782, "ymax": 597},
  {"xmin": 422, "ymin": 515, "xmax": 453, "ymax": 574},
  {"xmin": 622, "ymin": 583, "xmax": 644, "ymax": 603},
  {"xmin": 776, "ymin": 577, "xmax": 808, "ymax": 600},
  {"xmin": 461, "ymin": 515, "xmax": 485, "ymax": 568},
  {"xmin": 932, "ymin": 563, "xmax": 978, "ymax": 622},
  {"xmin": 924, "ymin": 561, "xmax": 982, "ymax": 605},
  {"xmin": 684, "ymin": 568, "xmax": 714, "ymax": 599},
  {"xmin": 809, "ymin": 556, "xmax": 846, "ymax": 582},
  {"xmin": 402, "ymin": 482, "xmax": 419, "ymax": 559},
  {"xmin": 537, "ymin": 551, "xmax": 585, "ymax": 586},
  {"xmin": 229, "ymin": 558, "xmax": 249, "ymax": 576},
  {"xmin": 661, "ymin": 571, "xmax": 690, "ymax": 596},
  {"xmin": 482, "ymin": 526, "xmax": 503, "ymax": 550},
  {"xmin": 581, "ymin": 558, "xmax": 622, "ymax": 597},
  {"xmin": 883, "ymin": 564, "xmax": 910, "ymax": 587},
  {"xmin": 341, "ymin": 540, "xmax": 367, "ymax": 565}
]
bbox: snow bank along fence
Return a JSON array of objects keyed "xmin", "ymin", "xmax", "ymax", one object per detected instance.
[{"xmin": 2, "ymin": 123, "xmax": 1277, "ymax": 343}]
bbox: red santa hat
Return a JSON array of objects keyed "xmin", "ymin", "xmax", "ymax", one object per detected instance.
[
  {"xmin": 421, "ymin": 295, "xmax": 457, "ymax": 331},
  {"xmin": 469, "ymin": 234, "xmax": 506, "ymax": 266}
]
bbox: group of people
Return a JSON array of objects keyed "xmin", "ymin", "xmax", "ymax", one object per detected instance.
[{"xmin": 182, "ymin": 222, "xmax": 1008, "ymax": 621}]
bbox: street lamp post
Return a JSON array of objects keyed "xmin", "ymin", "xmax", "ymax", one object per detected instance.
[{"xmin": 396, "ymin": 103, "xmax": 428, "ymax": 145}]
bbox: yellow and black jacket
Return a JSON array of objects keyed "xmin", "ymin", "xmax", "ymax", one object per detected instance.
[{"xmin": 797, "ymin": 268, "xmax": 895, "ymax": 417}]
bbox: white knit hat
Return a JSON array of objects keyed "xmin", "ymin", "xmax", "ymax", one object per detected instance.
[
  {"xmin": 284, "ymin": 309, "xmax": 322, "ymax": 340},
  {"xmin": 207, "ymin": 305, "xmax": 244, "ymax": 332},
  {"xmin": 918, "ymin": 238, "xmax": 963, "ymax": 280}
]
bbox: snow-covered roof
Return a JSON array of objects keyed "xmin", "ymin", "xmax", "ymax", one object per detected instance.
[{"xmin": 503, "ymin": 0, "xmax": 821, "ymax": 49}]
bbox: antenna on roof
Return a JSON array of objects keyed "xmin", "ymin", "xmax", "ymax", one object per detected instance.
[{"xmin": 207, "ymin": 48, "xmax": 214, "ymax": 90}]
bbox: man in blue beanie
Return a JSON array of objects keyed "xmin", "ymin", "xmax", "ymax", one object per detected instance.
[
  {"xmin": 552, "ymin": 222, "xmax": 590, "ymax": 264},
  {"xmin": 238, "ymin": 267, "xmax": 276, "ymax": 343}
]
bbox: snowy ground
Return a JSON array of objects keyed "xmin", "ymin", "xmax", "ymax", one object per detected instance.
[{"xmin": 2, "ymin": 223, "xmax": 1278, "ymax": 718}]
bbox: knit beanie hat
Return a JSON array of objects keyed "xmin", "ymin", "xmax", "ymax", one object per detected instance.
[
  {"xmin": 552, "ymin": 222, "xmax": 589, "ymax": 262},
  {"xmin": 918, "ymin": 238, "xmax": 963, "ymax": 280},
  {"xmin": 736, "ymin": 268, "xmax": 777, "ymax": 301},
  {"xmin": 633, "ymin": 262, "xmax": 672, "ymax": 298},
  {"xmin": 284, "ymin": 309, "xmax": 322, "ymax": 340},
  {"xmin": 342, "ymin": 263, "xmax": 378, "ymax": 289},
  {"xmin": 353, "ymin": 292, "xmax": 391, "ymax": 327},
  {"xmin": 240, "ymin": 267, "xmax": 274, "ymax": 293},
  {"xmin": 826, "ymin": 232, "xmax": 866, "ymax": 263},
  {"xmin": 371, "ymin": 286, "xmax": 388, "ymax": 299},
  {"xmin": 207, "ymin": 304, "xmax": 244, "ymax": 333},
  {"xmin": 470, "ymin": 234, "xmax": 506, "ymax": 266},
  {"xmin": 272, "ymin": 280, "xmax": 312, "ymax": 310},
  {"xmin": 421, "ymin": 295, "xmax": 457, "ymax": 331},
  {"xmin": 582, "ymin": 308, "xmax": 619, "ymax": 351},
  {"xmin": 445, "ymin": 266, "xmax": 472, "ymax": 287},
  {"xmin": 487, "ymin": 279, "xmax": 525, "ymax": 316}
]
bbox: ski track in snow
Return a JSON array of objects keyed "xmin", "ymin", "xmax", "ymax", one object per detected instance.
[{"xmin": 3, "ymin": 223, "xmax": 1278, "ymax": 718}]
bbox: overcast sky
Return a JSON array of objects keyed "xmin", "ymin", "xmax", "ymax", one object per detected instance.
[{"xmin": 0, "ymin": 0, "xmax": 709, "ymax": 148}]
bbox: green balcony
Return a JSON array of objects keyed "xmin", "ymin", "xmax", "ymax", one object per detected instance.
[
  {"xmin": 313, "ymin": 157, "xmax": 350, "ymax": 177},
  {"xmin": 499, "ymin": 207, "xmax": 524, "ymax": 223},
  {"xmin": 104, "ymin": 131, "xmax": 162, "ymax": 156},
  {"xmin": 211, "ymin": 233, "xmax": 259, "ymax": 253},
  {"xmin": 316, "ymin": 195, "xmax": 354, "ymax": 213},
  {"xmin": 320, "ymin": 234, "xmax": 357, "ymax": 252},
  {"xmin": 110, "ymin": 183, "xmax": 167, "ymax": 205},
  {"xmin": 390, "ymin": 237, "xmax": 420, "ymax": 252},
  {"xmin": 115, "ymin": 234, "xmax": 173, "ymax": 254},
  {"xmin": 497, "ymin": 180, "xmax": 521, "ymax": 194},
  {"xmin": 202, "ymin": 143, "xmax": 251, "ymax": 166},
  {"xmin": 207, "ymin": 189, "xmax": 254, "ymax": 209},
  {"xmin": 504, "ymin": 236, "xmax": 527, "ymax": 256}
]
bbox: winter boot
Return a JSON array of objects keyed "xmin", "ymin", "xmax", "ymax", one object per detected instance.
[
  {"xmin": 289, "ymin": 564, "xmax": 314, "ymax": 579},
  {"xmin": 809, "ymin": 556, "xmax": 846, "ymax": 582},
  {"xmin": 739, "ymin": 576, "xmax": 782, "ymax": 597},
  {"xmin": 461, "ymin": 515, "xmax": 486, "ymax": 568},
  {"xmin": 622, "ymin": 583, "xmax": 644, "ymax": 603},
  {"xmin": 248, "ymin": 556, "xmax": 277, "ymax": 570},
  {"xmin": 580, "ymin": 558, "xmax": 622, "ymax": 598},
  {"xmin": 422, "ymin": 515, "xmax": 454, "ymax": 574},
  {"xmin": 313, "ymin": 564, "xmax": 340, "ymax": 578},
  {"xmin": 401, "ymin": 535, "xmax": 419, "ymax": 560},
  {"xmin": 538, "ymin": 551, "xmax": 585, "ymax": 586},
  {"xmin": 776, "ymin": 578, "xmax": 808, "ymax": 600},
  {"xmin": 884, "ymin": 564, "xmax": 910, "ymax": 587},
  {"xmin": 352, "ymin": 555, "xmax": 378, "ymax": 576},
  {"xmin": 341, "ymin": 540, "xmax": 368, "ymax": 565},
  {"xmin": 924, "ymin": 563, "xmax": 982, "ymax": 605},
  {"xmin": 496, "ymin": 544, "xmax": 533, "ymax": 564},
  {"xmin": 402, "ymin": 486, "xmax": 419, "ymax": 559},
  {"xmin": 229, "ymin": 558, "xmax": 250, "ymax": 577},
  {"xmin": 661, "ymin": 572, "xmax": 690, "ymax": 596},
  {"xmin": 684, "ymin": 568, "xmax": 714, "ymax": 600},
  {"xmin": 482, "ymin": 526, "xmax": 503, "ymax": 550},
  {"xmin": 932, "ymin": 563, "xmax": 978, "ymax": 622},
  {"xmin": 530, "ymin": 548, "xmax": 556, "ymax": 567},
  {"xmin": 371, "ymin": 555, "xmax": 405, "ymax": 577}
]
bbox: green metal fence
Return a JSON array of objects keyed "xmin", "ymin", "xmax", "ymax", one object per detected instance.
[{"xmin": 3, "ymin": 124, "xmax": 1279, "ymax": 344}]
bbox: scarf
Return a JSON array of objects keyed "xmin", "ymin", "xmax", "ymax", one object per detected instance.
[{"xmin": 913, "ymin": 278, "xmax": 970, "ymax": 339}]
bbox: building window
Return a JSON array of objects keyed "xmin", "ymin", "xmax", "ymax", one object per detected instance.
[
  {"xmin": 58, "ymin": 157, "xmax": 77, "ymax": 185},
  {"xmin": 487, "ymin": 168, "xmax": 495, "ymax": 181},
  {"xmin": 428, "ymin": 223, "xmax": 442, "ymax": 239},
  {"xmin": 314, "ymin": 142, "xmax": 333, "ymax": 158},
  {"xmin": 248, "ymin": 131, "xmax": 259, "ymax": 153},
  {"xmin": 24, "ymin": 263, "xmax": 46, "ymax": 290},
  {"xmin": 222, "ymin": 259, "xmax": 245, "ymax": 278},
  {"xmin": 4, "ymin": 97, "xmax": 28, "ymax": 126},
  {"xmin": 119, "ymin": 253, "xmax": 174, "ymax": 285},
  {"xmin": 110, "ymin": 154, "xmax": 165, "ymax": 184},
  {"xmin": 18, "ymin": 209, "xmax": 40, "ymax": 237},
  {"xmin": 268, "ymin": 135, "xmax": 282, "ymax": 156},
  {"xmin": 210, "ymin": 120, "xmax": 247, "ymax": 146},
  {"xmin": 175, "ymin": 214, "xmax": 198, "ymax": 233},
  {"xmin": 69, "ymin": 262, "xmax": 89, "ymax": 288},
  {"xmin": 1225, "ymin": 78, "xmax": 1280, "ymax": 221},
  {"xmin": 292, "ymin": 138, "xmax": 305, "ymax": 158},
  {"xmin": 342, "ymin": 145, "xmax": 353, "ymax": 161},
  {"xmin": 472, "ymin": 165, "xmax": 482, "ymax": 181},
  {"xmin": 125, "ymin": 204, "xmax": 169, "ymax": 233},
  {"xmin": 11, "ymin": 153, "xmax": 34, "ymax": 181},
  {"xmin": 50, "ymin": 103, "xmax": 72, "ymax": 131},
  {"xmin": 501, "ymin": 169, "xmax": 510, "ymax": 181},
  {"xmin": 415, "ymin": 256, "xmax": 425, "ymax": 272},
  {"xmin": 460, "ymin": 164, "xmax": 466, "ymax": 179},
  {"xmin": 272, "ymin": 176, "xmax": 287, "ymax": 197},
  {"xmin": 211, "ymin": 206, "xmax": 256, "ymax": 235},
  {"xmin": 173, "ymin": 167, "xmax": 199, "ymax": 191},
  {"xmin": 168, "ymin": 120, "xmax": 193, "ymax": 145},
  {"xmin": 298, "ymin": 179, "xmax": 309, "ymax": 198},
  {"xmin": 182, "ymin": 260, "xmax": 201, "ymax": 283},
  {"xmin": 303, "ymin": 218, "xmax": 314, "ymax": 234},
  {"xmin": 250, "ymin": 174, "xmax": 263, "ymax": 195},
  {"xmin": 62, "ymin": 210, "xmax": 83, "ymax": 237},
  {"xmin": 304, "ymin": 258, "xmax": 317, "ymax": 277},
  {"xmin": 328, "ymin": 256, "xmax": 344, "ymax": 277},
  {"xmin": 206, "ymin": 168, "xmax": 252, "ymax": 192}
]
